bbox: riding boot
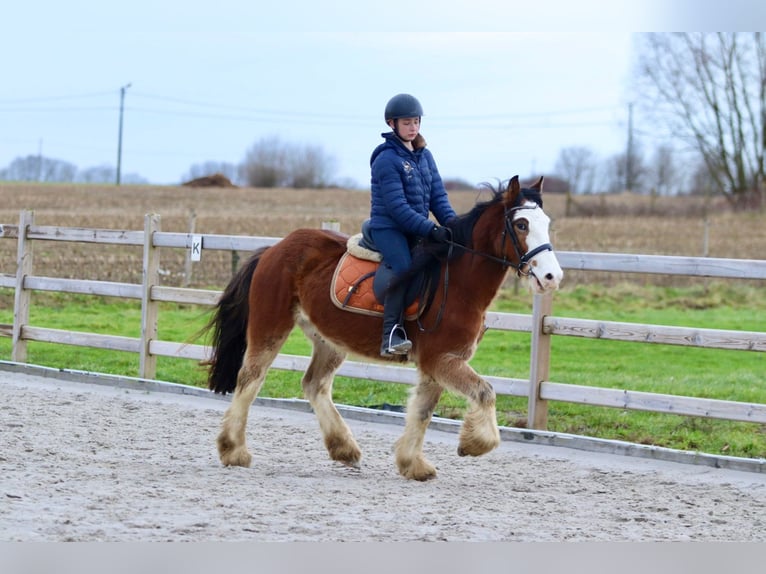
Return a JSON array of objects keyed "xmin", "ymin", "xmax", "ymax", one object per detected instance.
[{"xmin": 380, "ymin": 283, "xmax": 412, "ymax": 357}]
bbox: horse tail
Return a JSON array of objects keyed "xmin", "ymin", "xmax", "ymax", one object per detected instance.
[{"xmin": 201, "ymin": 247, "xmax": 268, "ymax": 394}]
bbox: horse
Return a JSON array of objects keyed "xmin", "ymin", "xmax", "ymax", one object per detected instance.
[{"xmin": 202, "ymin": 175, "xmax": 563, "ymax": 481}]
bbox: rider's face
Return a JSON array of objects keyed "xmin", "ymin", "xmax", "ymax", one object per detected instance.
[{"xmin": 389, "ymin": 117, "xmax": 420, "ymax": 141}]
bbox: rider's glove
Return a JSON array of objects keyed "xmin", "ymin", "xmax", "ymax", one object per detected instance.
[{"xmin": 429, "ymin": 225, "xmax": 451, "ymax": 244}]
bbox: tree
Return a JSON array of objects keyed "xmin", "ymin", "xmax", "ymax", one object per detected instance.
[
  {"xmin": 242, "ymin": 136, "xmax": 289, "ymax": 187},
  {"xmin": 648, "ymin": 145, "xmax": 682, "ymax": 196},
  {"xmin": 119, "ymin": 172, "xmax": 149, "ymax": 185},
  {"xmin": 635, "ymin": 33, "xmax": 766, "ymax": 207},
  {"xmin": 241, "ymin": 136, "xmax": 337, "ymax": 188},
  {"xmin": 554, "ymin": 146, "xmax": 597, "ymax": 215},
  {"xmin": 286, "ymin": 143, "xmax": 336, "ymax": 188},
  {"xmin": 77, "ymin": 164, "xmax": 116, "ymax": 183},
  {"xmin": 602, "ymin": 147, "xmax": 647, "ymax": 195},
  {"xmin": 0, "ymin": 155, "xmax": 76, "ymax": 182}
]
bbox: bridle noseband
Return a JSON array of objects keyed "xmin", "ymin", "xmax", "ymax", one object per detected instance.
[{"xmin": 501, "ymin": 204, "xmax": 554, "ymax": 277}]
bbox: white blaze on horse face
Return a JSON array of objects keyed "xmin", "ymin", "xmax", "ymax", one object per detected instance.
[{"xmin": 514, "ymin": 203, "xmax": 564, "ymax": 293}]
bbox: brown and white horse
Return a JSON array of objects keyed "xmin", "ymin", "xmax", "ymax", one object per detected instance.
[{"xmin": 202, "ymin": 176, "xmax": 563, "ymax": 480}]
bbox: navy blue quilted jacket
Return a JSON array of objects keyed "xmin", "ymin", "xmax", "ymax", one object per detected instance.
[{"xmin": 369, "ymin": 132, "xmax": 456, "ymax": 237}]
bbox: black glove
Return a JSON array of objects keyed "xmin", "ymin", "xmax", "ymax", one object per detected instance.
[{"xmin": 429, "ymin": 225, "xmax": 451, "ymax": 243}]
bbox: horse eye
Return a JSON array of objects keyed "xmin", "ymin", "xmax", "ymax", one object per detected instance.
[{"xmin": 515, "ymin": 221, "xmax": 528, "ymax": 232}]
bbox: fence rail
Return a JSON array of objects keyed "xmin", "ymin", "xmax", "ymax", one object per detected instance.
[{"xmin": 2, "ymin": 210, "xmax": 766, "ymax": 432}]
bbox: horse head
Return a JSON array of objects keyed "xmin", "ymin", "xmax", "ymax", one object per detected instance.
[{"xmin": 501, "ymin": 176, "xmax": 563, "ymax": 293}]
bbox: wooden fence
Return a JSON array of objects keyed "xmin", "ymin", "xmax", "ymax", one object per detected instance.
[{"xmin": 2, "ymin": 209, "xmax": 766, "ymax": 431}]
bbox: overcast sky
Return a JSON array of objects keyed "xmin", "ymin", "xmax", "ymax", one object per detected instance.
[{"xmin": 1, "ymin": 1, "xmax": 762, "ymax": 188}]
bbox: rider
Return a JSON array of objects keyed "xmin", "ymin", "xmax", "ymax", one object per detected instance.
[{"xmin": 367, "ymin": 93, "xmax": 456, "ymax": 357}]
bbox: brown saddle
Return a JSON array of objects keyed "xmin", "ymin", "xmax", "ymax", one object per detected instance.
[{"xmin": 330, "ymin": 249, "xmax": 420, "ymax": 320}]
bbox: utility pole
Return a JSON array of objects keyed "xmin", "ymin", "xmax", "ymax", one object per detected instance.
[
  {"xmin": 116, "ymin": 83, "xmax": 131, "ymax": 185},
  {"xmin": 626, "ymin": 102, "xmax": 634, "ymax": 193}
]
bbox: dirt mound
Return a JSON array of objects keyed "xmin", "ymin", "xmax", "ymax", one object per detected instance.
[{"xmin": 182, "ymin": 173, "xmax": 237, "ymax": 188}]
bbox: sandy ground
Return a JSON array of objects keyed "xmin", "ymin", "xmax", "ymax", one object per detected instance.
[{"xmin": 1, "ymin": 369, "xmax": 766, "ymax": 542}]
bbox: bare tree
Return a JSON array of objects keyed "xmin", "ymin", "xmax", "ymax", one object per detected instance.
[
  {"xmin": 241, "ymin": 136, "xmax": 337, "ymax": 188},
  {"xmin": 0, "ymin": 155, "xmax": 76, "ymax": 182},
  {"xmin": 77, "ymin": 164, "xmax": 116, "ymax": 183},
  {"xmin": 119, "ymin": 172, "xmax": 149, "ymax": 185},
  {"xmin": 554, "ymin": 146, "xmax": 597, "ymax": 215},
  {"xmin": 286, "ymin": 143, "xmax": 336, "ymax": 188},
  {"xmin": 635, "ymin": 33, "xmax": 766, "ymax": 208},
  {"xmin": 603, "ymin": 153, "xmax": 627, "ymax": 194},
  {"xmin": 242, "ymin": 136, "xmax": 289, "ymax": 187},
  {"xmin": 649, "ymin": 145, "xmax": 681, "ymax": 196},
  {"xmin": 602, "ymin": 148, "xmax": 647, "ymax": 195}
]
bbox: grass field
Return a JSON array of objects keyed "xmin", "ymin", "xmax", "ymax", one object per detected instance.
[{"xmin": 1, "ymin": 182, "xmax": 765, "ymax": 459}]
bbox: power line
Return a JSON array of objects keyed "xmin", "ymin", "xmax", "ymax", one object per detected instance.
[
  {"xmin": 0, "ymin": 103, "xmax": 621, "ymax": 130},
  {"xmin": 0, "ymin": 89, "xmax": 624, "ymax": 125},
  {"xmin": 0, "ymin": 106, "xmax": 115, "ymax": 113},
  {"xmin": 440, "ymin": 105, "xmax": 621, "ymax": 121},
  {"xmin": 0, "ymin": 90, "xmax": 115, "ymax": 104},
  {"xmin": 130, "ymin": 91, "xmax": 372, "ymax": 120}
]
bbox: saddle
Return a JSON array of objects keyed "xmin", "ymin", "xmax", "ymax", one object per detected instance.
[{"xmin": 330, "ymin": 233, "xmax": 421, "ymax": 319}]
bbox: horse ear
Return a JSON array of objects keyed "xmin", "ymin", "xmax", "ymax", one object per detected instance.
[
  {"xmin": 504, "ymin": 175, "xmax": 520, "ymax": 205},
  {"xmin": 531, "ymin": 176, "xmax": 544, "ymax": 192}
]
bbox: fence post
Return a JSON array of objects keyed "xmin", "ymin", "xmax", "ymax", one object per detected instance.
[
  {"xmin": 139, "ymin": 213, "xmax": 161, "ymax": 379},
  {"xmin": 527, "ymin": 292, "xmax": 553, "ymax": 429},
  {"xmin": 230, "ymin": 251, "xmax": 240, "ymax": 277},
  {"xmin": 11, "ymin": 210, "xmax": 34, "ymax": 363},
  {"xmin": 321, "ymin": 221, "xmax": 341, "ymax": 232}
]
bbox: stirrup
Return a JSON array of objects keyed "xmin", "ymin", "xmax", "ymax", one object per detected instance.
[{"xmin": 381, "ymin": 324, "xmax": 412, "ymax": 356}]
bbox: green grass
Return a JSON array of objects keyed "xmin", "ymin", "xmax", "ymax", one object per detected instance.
[{"xmin": 1, "ymin": 283, "xmax": 765, "ymax": 459}]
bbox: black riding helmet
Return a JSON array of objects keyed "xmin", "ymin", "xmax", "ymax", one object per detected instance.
[
  {"xmin": 385, "ymin": 94, "xmax": 424, "ymax": 143},
  {"xmin": 384, "ymin": 93, "xmax": 424, "ymax": 122}
]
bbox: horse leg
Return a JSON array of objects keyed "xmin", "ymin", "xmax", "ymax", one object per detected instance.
[
  {"xmin": 298, "ymin": 319, "xmax": 361, "ymax": 467},
  {"xmin": 217, "ymin": 345, "xmax": 282, "ymax": 467},
  {"xmin": 428, "ymin": 356, "xmax": 501, "ymax": 458},
  {"xmin": 395, "ymin": 373, "xmax": 443, "ymax": 481}
]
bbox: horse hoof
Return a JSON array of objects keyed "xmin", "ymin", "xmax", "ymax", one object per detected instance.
[
  {"xmin": 457, "ymin": 439, "xmax": 498, "ymax": 457},
  {"xmin": 397, "ymin": 458, "xmax": 437, "ymax": 481},
  {"xmin": 405, "ymin": 467, "xmax": 437, "ymax": 481},
  {"xmin": 326, "ymin": 440, "xmax": 362, "ymax": 468},
  {"xmin": 339, "ymin": 459, "xmax": 361, "ymax": 470},
  {"xmin": 414, "ymin": 470, "xmax": 437, "ymax": 482},
  {"xmin": 217, "ymin": 433, "xmax": 253, "ymax": 467},
  {"xmin": 399, "ymin": 468, "xmax": 437, "ymax": 481},
  {"xmin": 220, "ymin": 448, "xmax": 253, "ymax": 468}
]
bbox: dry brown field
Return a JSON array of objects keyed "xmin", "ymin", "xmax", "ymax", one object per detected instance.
[{"xmin": 1, "ymin": 182, "xmax": 764, "ymax": 289}]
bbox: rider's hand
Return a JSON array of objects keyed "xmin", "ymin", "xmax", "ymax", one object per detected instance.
[{"xmin": 429, "ymin": 225, "xmax": 451, "ymax": 244}]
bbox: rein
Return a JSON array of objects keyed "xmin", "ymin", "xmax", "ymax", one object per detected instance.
[{"xmin": 416, "ymin": 203, "xmax": 553, "ymax": 333}]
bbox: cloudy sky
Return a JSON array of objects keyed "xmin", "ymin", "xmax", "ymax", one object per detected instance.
[{"xmin": 1, "ymin": 1, "xmax": 761, "ymax": 188}]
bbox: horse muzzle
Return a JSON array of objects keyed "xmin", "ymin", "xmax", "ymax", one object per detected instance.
[{"xmin": 524, "ymin": 249, "xmax": 563, "ymax": 293}]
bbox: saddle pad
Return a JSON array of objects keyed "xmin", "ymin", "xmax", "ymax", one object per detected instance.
[{"xmin": 330, "ymin": 253, "xmax": 419, "ymax": 319}]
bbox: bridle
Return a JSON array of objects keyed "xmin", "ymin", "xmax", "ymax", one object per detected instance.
[
  {"xmin": 500, "ymin": 204, "xmax": 554, "ymax": 277},
  {"xmin": 416, "ymin": 200, "xmax": 554, "ymax": 332},
  {"xmin": 447, "ymin": 202, "xmax": 554, "ymax": 277}
]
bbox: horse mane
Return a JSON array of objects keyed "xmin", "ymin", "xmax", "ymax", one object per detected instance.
[
  {"xmin": 394, "ymin": 182, "xmax": 507, "ymax": 314},
  {"xmin": 442, "ymin": 179, "xmax": 542, "ymax": 251},
  {"xmin": 447, "ymin": 182, "xmax": 505, "ymax": 249}
]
